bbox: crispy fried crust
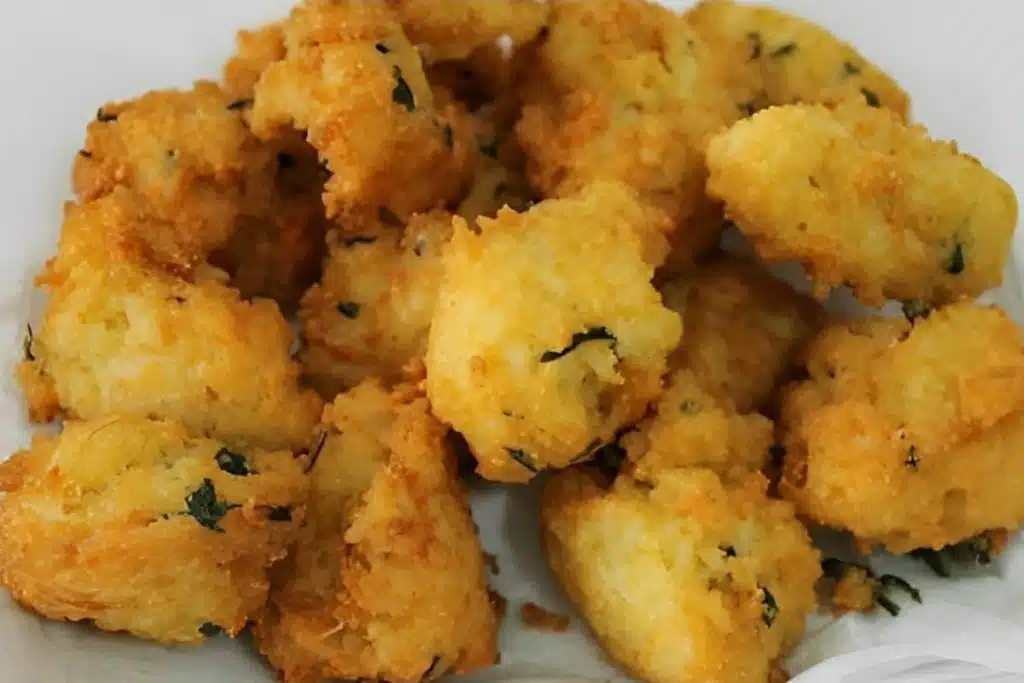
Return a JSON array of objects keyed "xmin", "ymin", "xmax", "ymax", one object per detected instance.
[
  {"xmin": 0, "ymin": 415, "xmax": 307, "ymax": 644},
  {"xmin": 779, "ymin": 303, "xmax": 1024, "ymax": 552},
  {"xmin": 706, "ymin": 100, "xmax": 1019, "ymax": 306},
  {"xmin": 299, "ymin": 211, "xmax": 454, "ymax": 398},
  {"xmin": 425, "ymin": 183, "xmax": 681, "ymax": 482},
  {"xmin": 253, "ymin": 381, "xmax": 498, "ymax": 683},
  {"xmin": 223, "ymin": 22, "xmax": 287, "ymax": 100},
  {"xmin": 249, "ymin": 0, "xmax": 474, "ymax": 224},
  {"xmin": 541, "ymin": 467, "xmax": 820, "ymax": 683},
  {"xmin": 659, "ymin": 254, "xmax": 825, "ymax": 413},
  {"xmin": 18, "ymin": 192, "xmax": 323, "ymax": 451},
  {"xmin": 685, "ymin": 0, "xmax": 910, "ymax": 119}
]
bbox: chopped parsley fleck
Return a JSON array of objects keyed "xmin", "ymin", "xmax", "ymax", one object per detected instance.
[
  {"xmin": 22, "ymin": 324, "xmax": 34, "ymax": 361},
  {"xmin": 680, "ymin": 399, "xmax": 701, "ymax": 414},
  {"xmin": 540, "ymin": 327, "xmax": 617, "ymax": 363},
  {"xmin": 945, "ymin": 241, "xmax": 966, "ymax": 275},
  {"xmin": 760, "ymin": 586, "xmax": 779, "ymax": 626},
  {"xmin": 184, "ymin": 479, "xmax": 237, "ymax": 533},
  {"xmin": 267, "ymin": 506, "xmax": 292, "ymax": 522},
  {"xmin": 505, "ymin": 447, "xmax": 539, "ymax": 473},
  {"xmin": 842, "ymin": 61, "xmax": 862, "ymax": 77},
  {"xmin": 226, "ymin": 98, "xmax": 253, "ymax": 111},
  {"xmin": 861, "ymin": 87, "xmax": 881, "ymax": 107},
  {"xmin": 304, "ymin": 430, "xmax": 329, "ymax": 474},
  {"xmin": 96, "ymin": 108, "xmax": 117, "ymax": 123},
  {"xmin": 721, "ymin": 545, "xmax": 737, "ymax": 558},
  {"xmin": 746, "ymin": 31, "xmax": 763, "ymax": 60},
  {"xmin": 341, "ymin": 235, "xmax": 377, "ymax": 247},
  {"xmin": 215, "ymin": 448, "xmax": 253, "ymax": 476},
  {"xmin": 442, "ymin": 124, "xmax": 454, "ymax": 150},
  {"xmin": 375, "ymin": 42, "xmax": 391, "ymax": 54},
  {"xmin": 901, "ymin": 300, "xmax": 932, "ymax": 323},
  {"xmin": 911, "ymin": 548, "xmax": 950, "ymax": 578},
  {"xmin": 199, "ymin": 622, "xmax": 223, "ymax": 637},
  {"xmin": 905, "ymin": 445, "xmax": 920, "ymax": 471},
  {"xmin": 78, "ymin": 149, "xmax": 93, "ymax": 158},
  {"xmin": 769, "ymin": 42, "xmax": 798, "ymax": 59},
  {"xmin": 422, "ymin": 656, "xmax": 443, "ymax": 681},
  {"xmin": 337, "ymin": 301, "xmax": 361, "ymax": 319},
  {"xmin": 391, "ymin": 66, "xmax": 416, "ymax": 112}
]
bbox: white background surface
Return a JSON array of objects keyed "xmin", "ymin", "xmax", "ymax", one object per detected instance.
[{"xmin": 1, "ymin": 2, "xmax": 1024, "ymax": 682}]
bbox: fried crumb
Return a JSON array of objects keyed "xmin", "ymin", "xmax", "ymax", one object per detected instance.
[{"xmin": 519, "ymin": 601, "xmax": 571, "ymax": 633}]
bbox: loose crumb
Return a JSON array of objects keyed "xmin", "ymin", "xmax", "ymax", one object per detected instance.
[
  {"xmin": 519, "ymin": 601, "xmax": 571, "ymax": 632},
  {"xmin": 489, "ymin": 589, "xmax": 508, "ymax": 622},
  {"xmin": 483, "ymin": 552, "xmax": 500, "ymax": 575}
]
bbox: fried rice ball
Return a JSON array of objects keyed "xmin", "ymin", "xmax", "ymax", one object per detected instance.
[
  {"xmin": 622, "ymin": 368, "xmax": 774, "ymax": 484},
  {"xmin": 425, "ymin": 182, "xmax": 681, "ymax": 483},
  {"xmin": 779, "ymin": 302, "xmax": 1024, "ymax": 553},
  {"xmin": 540, "ymin": 466, "xmax": 820, "ymax": 683},
  {"xmin": 249, "ymin": 0, "xmax": 474, "ymax": 225},
  {"xmin": 684, "ymin": 0, "xmax": 910, "ymax": 119},
  {"xmin": 659, "ymin": 254, "xmax": 825, "ymax": 413},
  {"xmin": 17, "ymin": 191, "xmax": 323, "ymax": 451},
  {"xmin": 299, "ymin": 210, "xmax": 454, "ymax": 399},
  {"xmin": 223, "ymin": 22, "xmax": 287, "ymax": 100},
  {"xmin": 706, "ymin": 100, "xmax": 1019, "ymax": 306},
  {"xmin": 253, "ymin": 381, "xmax": 498, "ymax": 683},
  {"xmin": 386, "ymin": 0, "xmax": 549, "ymax": 63},
  {"xmin": 0, "ymin": 414, "xmax": 308, "ymax": 644}
]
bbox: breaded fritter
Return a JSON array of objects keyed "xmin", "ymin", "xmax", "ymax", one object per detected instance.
[
  {"xmin": 250, "ymin": 0, "xmax": 474, "ymax": 225},
  {"xmin": 706, "ymin": 100, "xmax": 1019, "ymax": 306},
  {"xmin": 224, "ymin": 22, "xmax": 287, "ymax": 100},
  {"xmin": 685, "ymin": 0, "xmax": 910, "ymax": 119},
  {"xmin": 659, "ymin": 254, "xmax": 824, "ymax": 413},
  {"xmin": 17, "ymin": 192, "xmax": 323, "ymax": 451},
  {"xmin": 779, "ymin": 302, "xmax": 1024, "ymax": 552},
  {"xmin": 622, "ymin": 368, "xmax": 774, "ymax": 484},
  {"xmin": 541, "ymin": 467, "xmax": 820, "ymax": 683},
  {"xmin": 425, "ymin": 182, "xmax": 681, "ymax": 483},
  {"xmin": 300, "ymin": 210, "xmax": 453, "ymax": 399},
  {"xmin": 386, "ymin": 0, "xmax": 549, "ymax": 63},
  {"xmin": 253, "ymin": 381, "xmax": 498, "ymax": 683},
  {"xmin": 0, "ymin": 415, "xmax": 308, "ymax": 644}
]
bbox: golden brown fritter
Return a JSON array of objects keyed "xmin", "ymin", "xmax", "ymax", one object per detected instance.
[
  {"xmin": 299, "ymin": 210, "xmax": 454, "ymax": 399},
  {"xmin": 0, "ymin": 415, "xmax": 308, "ymax": 644},
  {"xmin": 249, "ymin": 0, "xmax": 474, "ymax": 225},
  {"xmin": 622, "ymin": 368, "xmax": 774, "ymax": 484},
  {"xmin": 17, "ymin": 192, "xmax": 323, "ymax": 452},
  {"xmin": 706, "ymin": 100, "xmax": 1019, "ymax": 306},
  {"xmin": 253, "ymin": 381, "xmax": 498, "ymax": 683},
  {"xmin": 386, "ymin": 0, "xmax": 549, "ymax": 63},
  {"xmin": 223, "ymin": 22, "xmax": 287, "ymax": 100},
  {"xmin": 425, "ymin": 182, "xmax": 681, "ymax": 483},
  {"xmin": 779, "ymin": 302, "xmax": 1024, "ymax": 553},
  {"xmin": 685, "ymin": 0, "xmax": 910, "ymax": 119},
  {"xmin": 541, "ymin": 467, "xmax": 820, "ymax": 683},
  {"xmin": 659, "ymin": 254, "xmax": 825, "ymax": 413}
]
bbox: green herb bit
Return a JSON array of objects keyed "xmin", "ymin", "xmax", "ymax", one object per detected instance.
[
  {"xmin": 375, "ymin": 42, "xmax": 391, "ymax": 54},
  {"xmin": 721, "ymin": 545, "xmax": 737, "ymax": 558},
  {"xmin": 442, "ymin": 124, "xmax": 454, "ymax": 150},
  {"xmin": 267, "ymin": 506, "xmax": 292, "ymax": 522},
  {"xmin": 422, "ymin": 656, "xmax": 443, "ymax": 681},
  {"xmin": 337, "ymin": 301, "xmax": 361, "ymax": 319},
  {"xmin": 198, "ymin": 622, "xmax": 224, "ymax": 637},
  {"xmin": 96, "ymin": 108, "xmax": 118, "ymax": 123},
  {"xmin": 945, "ymin": 241, "xmax": 966, "ymax": 275},
  {"xmin": 746, "ymin": 31, "xmax": 763, "ymax": 60},
  {"xmin": 760, "ymin": 586, "xmax": 779, "ymax": 626},
  {"xmin": 341, "ymin": 235, "xmax": 377, "ymax": 248},
  {"xmin": 184, "ymin": 479, "xmax": 238, "ymax": 533},
  {"xmin": 861, "ymin": 87, "xmax": 881, "ymax": 108},
  {"xmin": 901, "ymin": 300, "xmax": 932, "ymax": 323},
  {"xmin": 962, "ymin": 533, "xmax": 998, "ymax": 565},
  {"xmin": 821, "ymin": 558, "xmax": 920, "ymax": 617},
  {"xmin": 22, "ymin": 324, "xmax": 34, "ymax": 361},
  {"xmin": 911, "ymin": 548, "xmax": 950, "ymax": 578},
  {"xmin": 878, "ymin": 574, "xmax": 922, "ymax": 603},
  {"xmin": 226, "ymin": 98, "xmax": 253, "ymax": 111},
  {"xmin": 391, "ymin": 66, "xmax": 416, "ymax": 112},
  {"xmin": 304, "ymin": 430, "xmax": 329, "ymax": 474},
  {"xmin": 215, "ymin": 447, "xmax": 253, "ymax": 476},
  {"xmin": 680, "ymin": 399, "xmax": 701, "ymax": 414},
  {"xmin": 505, "ymin": 447, "xmax": 539, "ymax": 473},
  {"xmin": 78, "ymin": 149, "xmax": 93, "ymax": 158},
  {"xmin": 770, "ymin": 42, "xmax": 798, "ymax": 59},
  {"xmin": 905, "ymin": 445, "xmax": 920, "ymax": 471},
  {"xmin": 540, "ymin": 327, "xmax": 617, "ymax": 363},
  {"xmin": 842, "ymin": 61, "xmax": 862, "ymax": 76}
]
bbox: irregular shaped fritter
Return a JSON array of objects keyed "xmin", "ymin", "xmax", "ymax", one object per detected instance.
[
  {"xmin": 516, "ymin": 0, "xmax": 732, "ymax": 269},
  {"xmin": 779, "ymin": 302, "xmax": 1024, "ymax": 553},
  {"xmin": 386, "ymin": 0, "xmax": 549, "ymax": 62},
  {"xmin": 541, "ymin": 467, "xmax": 820, "ymax": 683},
  {"xmin": 706, "ymin": 100, "xmax": 1019, "ymax": 306},
  {"xmin": 685, "ymin": 0, "xmax": 910, "ymax": 119},
  {"xmin": 425, "ymin": 183, "xmax": 681, "ymax": 483},
  {"xmin": 17, "ymin": 192, "xmax": 323, "ymax": 451},
  {"xmin": 622, "ymin": 368, "xmax": 774, "ymax": 484},
  {"xmin": 253, "ymin": 381, "xmax": 498, "ymax": 683},
  {"xmin": 300, "ymin": 211, "xmax": 454, "ymax": 399},
  {"xmin": 224, "ymin": 22, "xmax": 287, "ymax": 100},
  {"xmin": 250, "ymin": 0, "xmax": 474, "ymax": 225},
  {"xmin": 0, "ymin": 415, "xmax": 308, "ymax": 644},
  {"xmin": 659, "ymin": 254, "xmax": 824, "ymax": 413}
]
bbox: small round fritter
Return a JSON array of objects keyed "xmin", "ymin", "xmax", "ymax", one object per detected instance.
[
  {"xmin": 706, "ymin": 100, "xmax": 1019, "ymax": 307},
  {"xmin": 622, "ymin": 368, "xmax": 774, "ymax": 484},
  {"xmin": 249, "ymin": 0, "xmax": 474, "ymax": 225},
  {"xmin": 0, "ymin": 415, "xmax": 308, "ymax": 644},
  {"xmin": 684, "ymin": 0, "xmax": 910, "ymax": 120},
  {"xmin": 386, "ymin": 0, "xmax": 549, "ymax": 63},
  {"xmin": 540, "ymin": 467, "xmax": 820, "ymax": 683},
  {"xmin": 425, "ymin": 182, "xmax": 681, "ymax": 483},
  {"xmin": 779, "ymin": 302, "xmax": 1024, "ymax": 553},
  {"xmin": 300, "ymin": 211, "xmax": 454, "ymax": 399},
  {"xmin": 17, "ymin": 192, "xmax": 323, "ymax": 452},
  {"xmin": 253, "ymin": 381, "xmax": 498, "ymax": 683},
  {"xmin": 223, "ymin": 22, "xmax": 287, "ymax": 100},
  {"xmin": 659, "ymin": 254, "xmax": 825, "ymax": 414}
]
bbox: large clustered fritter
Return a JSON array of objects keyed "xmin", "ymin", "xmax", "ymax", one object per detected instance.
[{"xmin": 3, "ymin": 1, "xmax": 1021, "ymax": 683}]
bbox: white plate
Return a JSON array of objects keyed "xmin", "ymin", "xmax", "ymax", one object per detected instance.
[{"xmin": 2, "ymin": 2, "xmax": 1024, "ymax": 682}]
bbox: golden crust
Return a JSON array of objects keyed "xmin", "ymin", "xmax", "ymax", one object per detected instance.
[
  {"xmin": 252, "ymin": 381, "xmax": 498, "ymax": 683},
  {"xmin": 425, "ymin": 183, "xmax": 681, "ymax": 483},
  {"xmin": 0, "ymin": 415, "xmax": 307, "ymax": 644},
  {"xmin": 779, "ymin": 302, "xmax": 1024, "ymax": 552},
  {"xmin": 541, "ymin": 467, "xmax": 820, "ymax": 683},
  {"xmin": 685, "ymin": 0, "xmax": 910, "ymax": 119},
  {"xmin": 223, "ymin": 22, "xmax": 287, "ymax": 100},
  {"xmin": 706, "ymin": 100, "xmax": 1019, "ymax": 306}
]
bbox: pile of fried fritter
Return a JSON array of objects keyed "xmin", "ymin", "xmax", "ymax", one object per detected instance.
[{"xmin": 2, "ymin": 1, "xmax": 1021, "ymax": 682}]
